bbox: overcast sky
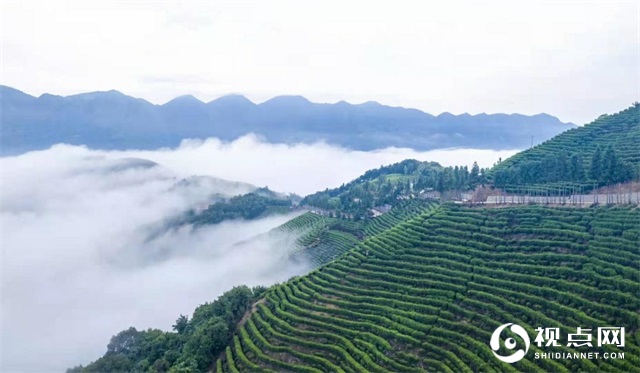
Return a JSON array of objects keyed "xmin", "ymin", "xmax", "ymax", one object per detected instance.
[{"xmin": 1, "ymin": 0, "xmax": 638, "ymax": 124}]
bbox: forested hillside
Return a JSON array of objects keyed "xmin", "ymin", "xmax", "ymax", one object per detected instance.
[
  {"xmin": 186, "ymin": 190, "xmax": 293, "ymax": 226},
  {"xmin": 302, "ymin": 159, "xmax": 487, "ymax": 217},
  {"xmin": 67, "ymin": 286, "xmax": 268, "ymax": 372},
  {"xmin": 491, "ymin": 104, "xmax": 640, "ymax": 193}
]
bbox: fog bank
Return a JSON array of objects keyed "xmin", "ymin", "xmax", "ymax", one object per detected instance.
[
  {"xmin": 0, "ymin": 147, "xmax": 306, "ymax": 372},
  {"xmin": 0, "ymin": 138, "xmax": 516, "ymax": 371},
  {"xmin": 101, "ymin": 134, "xmax": 520, "ymax": 195}
]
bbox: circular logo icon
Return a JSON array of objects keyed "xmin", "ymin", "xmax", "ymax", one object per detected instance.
[{"xmin": 490, "ymin": 323, "xmax": 530, "ymax": 363}]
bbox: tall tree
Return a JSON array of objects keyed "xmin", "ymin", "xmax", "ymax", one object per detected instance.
[
  {"xmin": 556, "ymin": 152, "xmax": 569, "ymax": 181},
  {"xmin": 569, "ymin": 154, "xmax": 585, "ymax": 181},
  {"xmin": 172, "ymin": 315, "xmax": 189, "ymax": 334},
  {"xmin": 435, "ymin": 173, "xmax": 445, "ymax": 193},
  {"xmin": 470, "ymin": 161, "xmax": 480, "ymax": 187},
  {"xmin": 602, "ymin": 146, "xmax": 618, "ymax": 183},
  {"xmin": 589, "ymin": 146, "xmax": 602, "ymax": 181}
]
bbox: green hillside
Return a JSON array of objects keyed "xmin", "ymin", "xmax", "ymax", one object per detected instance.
[
  {"xmin": 492, "ymin": 104, "xmax": 640, "ymax": 193},
  {"xmin": 218, "ymin": 204, "xmax": 640, "ymax": 372},
  {"xmin": 70, "ymin": 201, "xmax": 438, "ymax": 372},
  {"xmin": 74, "ymin": 204, "xmax": 640, "ymax": 372},
  {"xmin": 275, "ymin": 212, "xmax": 362, "ymax": 267},
  {"xmin": 279, "ymin": 200, "xmax": 437, "ymax": 267},
  {"xmin": 363, "ymin": 199, "xmax": 434, "ymax": 236},
  {"xmin": 70, "ymin": 106, "xmax": 640, "ymax": 373}
]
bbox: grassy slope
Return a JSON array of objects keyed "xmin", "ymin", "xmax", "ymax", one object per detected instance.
[{"xmin": 218, "ymin": 204, "xmax": 640, "ymax": 372}]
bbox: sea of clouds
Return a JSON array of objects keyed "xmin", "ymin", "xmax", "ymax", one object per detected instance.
[{"xmin": 0, "ymin": 135, "xmax": 518, "ymax": 371}]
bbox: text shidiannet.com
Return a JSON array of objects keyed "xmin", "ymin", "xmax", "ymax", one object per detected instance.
[
  {"xmin": 534, "ymin": 352, "xmax": 625, "ymax": 360},
  {"xmin": 532, "ymin": 326, "xmax": 625, "ymax": 361}
]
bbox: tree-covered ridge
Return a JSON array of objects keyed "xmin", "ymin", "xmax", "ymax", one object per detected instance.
[
  {"xmin": 68, "ymin": 286, "xmax": 268, "ymax": 372},
  {"xmin": 491, "ymin": 104, "xmax": 640, "ymax": 190},
  {"xmin": 186, "ymin": 189, "xmax": 292, "ymax": 226},
  {"xmin": 217, "ymin": 204, "xmax": 640, "ymax": 372},
  {"xmin": 301, "ymin": 159, "xmax": 487, "ymax": 217}
]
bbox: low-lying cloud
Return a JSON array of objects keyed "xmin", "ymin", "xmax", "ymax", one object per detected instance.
[
  {"xmin": 102, "ymin": 134, "xmax": 519, "ymax": 195},
  {"xmin": 0, "ymin": 137, "xmax": 517, "ymax": 371}
]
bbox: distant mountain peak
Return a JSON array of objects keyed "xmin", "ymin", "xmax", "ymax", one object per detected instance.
[
  {"xmin": 358, "ymin": 100, "xmax": 382, "ymax": 107},
  {"xmin": 531, "ymin": 112, "xmax": 574, "ymax": 125},
  {"xmin": 69, "ymin": 90, "xmax": 127, "ymax": 100},
  {"xmin": 208, "ymin": 94, "xmax": 255, "ymax": 107},
  {"xmin": 164, "ymin": 94, "xmax": 204, "ymax": 106},
  {"xmin": 437, "ymin": 112, "xmax": 455, "ymax": 118},
  {"xmin": 261, "ymin": 95, "xmax": 311, "ymax": 107}
]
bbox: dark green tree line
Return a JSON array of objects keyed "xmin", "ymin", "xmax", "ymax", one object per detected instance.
[{"xmin": 69, "ymin": 286, "xmax": 267, "ymax": 373}]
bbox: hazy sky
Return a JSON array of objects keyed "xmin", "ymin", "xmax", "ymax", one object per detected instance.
[{"xmin": 1, "ymin": 0, "xmax": 638, "ymax": 124}]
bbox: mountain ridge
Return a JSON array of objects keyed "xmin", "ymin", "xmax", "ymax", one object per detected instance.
[
  {"xmin": 0, "ymin": 85, "xmax": 575, "ymax": 119},
  {"xmin": 1, "ymin": 85, "xmax": 575, "ymax": 155}
]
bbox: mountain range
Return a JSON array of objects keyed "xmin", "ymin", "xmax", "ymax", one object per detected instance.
[{"xmin": 0, "ymin": 85, "xmax": 575, "ymax": 155}]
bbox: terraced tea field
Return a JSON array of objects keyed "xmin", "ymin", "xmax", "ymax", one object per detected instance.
[
  {"xmin": 278, "ymin": 200, "xmax": 437, "ymax": 267},
  {"xmin": 217, "ymin": 204, "xmax": 640, "ymax": 372},
  {"xmin": 491, "ymin": 105, "xmax": 640, "ymax": 193},
  {"xmin": 364, "ymin": 200, "xmax": 436, "ymax": 237}
]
